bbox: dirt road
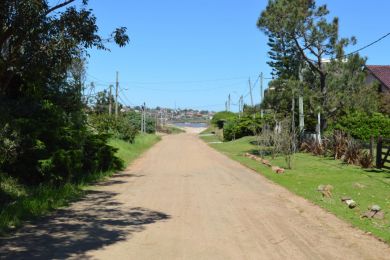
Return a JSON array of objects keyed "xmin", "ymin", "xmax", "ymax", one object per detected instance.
[{"xmin": 1, "ymin": 132, "xmax": 390, "ymax": 259}]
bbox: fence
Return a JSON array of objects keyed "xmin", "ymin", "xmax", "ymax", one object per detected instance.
[{"xmin": 376, "ymin": 136, "xmax": 390, "ymax": 169}]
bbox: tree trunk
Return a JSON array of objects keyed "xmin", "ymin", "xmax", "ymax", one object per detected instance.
[{"xmin": 319, "ymin": 73, "xmax": 327, "ymax": 132}]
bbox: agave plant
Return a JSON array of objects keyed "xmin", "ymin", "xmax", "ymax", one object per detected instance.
[
  {"xmin": 359, "ymin": 151, "xmax": 373, "ymax": 168},
  {"xmin": 332, "ymin": 130, "xmax": 348, "ymax": 160},
  {"xmin": 343, "ymin": 139, "xmax": 362, "ymax": 165},
  {"xmin": 300, "ymin": 139, "xmax": 325, "ymax": 156}
]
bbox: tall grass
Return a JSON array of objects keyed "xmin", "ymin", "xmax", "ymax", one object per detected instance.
[{"xmin": 0, "ymin": 134, "xmax": 160, "ymax": 234}]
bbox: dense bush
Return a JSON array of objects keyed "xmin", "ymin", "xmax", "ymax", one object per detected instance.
[
  {"xmin": 211, "ymin": 111, "xmax": 237, "ymax": 129},
  {"xmin": 0, "ymin": 101, "xmax": 123, "ymax": 185},
  {"xmin": 88, "ymin": 113, "xmax": 139, "ymax": 143},
  {"xmin": 125, "ymin": 111, "xmax": 156, "ymax": 134},
  {"xmin": 334, "ymin": 112, "xmax": 390, "ymax": 141},
  {"xmin": 223, "ymin": 115, "xmax": 263, "ymax": 141},
  {"xmin": 0, "ymin": 1, "xmax": 129, "ymax": 185}
]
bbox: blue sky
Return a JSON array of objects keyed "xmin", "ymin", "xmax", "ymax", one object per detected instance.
[{"xmin": 82, "ymin": 0, "xmax": 390, "ymax": 111}]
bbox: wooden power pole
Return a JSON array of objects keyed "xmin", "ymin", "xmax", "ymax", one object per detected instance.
[
  {"xmin": 298, "ymin": 64, "xmax": 305, "ymax": 133},
  {"xmin": 248, "ymin": 78, "xmax": 254, "ymax": 107},
  {"xmin": 108, "ymin": 84, "xmax": 113, "ymax": 116},
  {"xmin": 228, "ymin": 94, "xmax": 231, "ymax": 112},
  {"xmin": 260, "ymin": 72, "xmax": 264, "ymax": 118},
  {"xmin": 115, "ymin": 71, "xmax": 119, "ymax": 119}
]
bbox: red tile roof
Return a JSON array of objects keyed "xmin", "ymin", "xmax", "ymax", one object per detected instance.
[{"xmin": 366, "ymin": 65, "xmax": 390, "ymax": 90}]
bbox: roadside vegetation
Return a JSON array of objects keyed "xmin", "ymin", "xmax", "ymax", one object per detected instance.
[
  {"xmin": 0, "ymin": 1, "xmax": 161, "ymax": 234},
  {"xmin": 0, "ymin": 134, "xmax": 160, "ymax": 234},
  {"xmin": 199, "ymin": 128, "xmax": 222, "ymax": 143},
  {"xmin": 157, "ymin": 125, "xmax": 186, "ymax": 135},
  {"xmin": 200, "ymin": 0, "xmax": 390, "ymax": 243},
  {"xmin": 200, "ymin": 134, "xmax": 390, "ymax": 243}
]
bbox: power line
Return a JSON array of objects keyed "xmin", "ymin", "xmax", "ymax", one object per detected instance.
[
  {"xmin": 123, "ymin": 81, "xmax": 246, "ymax": 92},
  {"xmin": 119, "ymin": 76, "xmax": 248, "ymax": 85},
  {"xmin": 344, "ymin": 32, "xmax": 390, "ymax": 57},
  {"xmin": 306, "ymin": 32, "xmax": 390, "ymax": 62},
  {"xmin": 85, "ymin": 74, "xmax": 249, "ymax": 85}
]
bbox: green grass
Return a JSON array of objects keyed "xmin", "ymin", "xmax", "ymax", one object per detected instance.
[
  {"xmin": 109, "ymin": 134, "xmax": 161, "ymax": 165},
  {"xmin": 200, "ymin": 134, "xmax": 390, "ymax": 243},
  {"xmin": 165, "ymin": 126, "xmax": 186, "ymax": 134},
  {"xmin": 199, "ymin": 126, "xmax": 223, "ymax": 143},
  {"xmin": 0, "ymin": 134, "xmax": 160, "ymax": 234}
]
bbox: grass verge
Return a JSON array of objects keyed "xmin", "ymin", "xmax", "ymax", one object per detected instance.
[
  {"xmin": 200, "ymin": 134, "xmax": 390, "ymax": 243},
  {"xmin": 160, "ymin": 125, "xmax": 186, "ymax": 134},
  {"xmin": 0, "ymin": 134, "xmax": 160, "ymax": 234},
  {"xmin": 199, "ymin": 127, "xmax": 222, "ymax": 143}
]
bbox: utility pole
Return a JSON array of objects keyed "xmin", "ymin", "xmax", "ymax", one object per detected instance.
[
  {"xmin": 260, "ymin": 72, "xmax": 264, "ymax": 118},
  {"xmin": 241, "ymin": 95, "xmax": 244, "ymax": 115},
  {"xmin": 317, "ymin": 112, "xmax": 321, "ymax": 144},
  {"xmin": 248, "ymin": 78, "xmax": 254, "ymax": 107},
  {"xmin": 225, "ymin": 101, "xmax": 228, "ymax": 111},
  {"xmin": 115, "ymin": 71, "xmax": 119, "ymax": 119},
  {"xmin": 238, "ymin": 96, "xmax": 241, "ymax": 117},
  {"xmin": 228, "ymin": 94, "xmax": 231, "ymax": 112},
  {"xmin": 87, "ymin": 82, "xmax": 95, "ymax": 107},
  {"xmin": 298, "ymin": 64, "xmax": 305, "ymax": 133},
  {"xmin": 140, "ymin": 104, "xmax": 144, "ymax": 133},
  {"xmin": 143, "ymin": 102, "xmax": 146, "ymax": 133},
  {"xmin": 291, "ymin": 90, "xmax": 296, "ymax": 153},
  {"xmin": 160, "ymin": 109, "xmax": 163, "ymax": 128},
  {"xmin": 155, "ymin": 112, "xmax": 158, "ymax": 133},
  {"xmin": 108, "ymin": 84, "xmax": 113, "ymax": 116}
]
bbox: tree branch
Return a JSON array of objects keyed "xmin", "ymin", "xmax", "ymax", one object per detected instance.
[
  {"xmin": 45, "ymin": 0, "xmax": 76, "ymax": 15},
  {"xmin": 292, "ymin": 35, "xmax": 321, "ymax": 74}
]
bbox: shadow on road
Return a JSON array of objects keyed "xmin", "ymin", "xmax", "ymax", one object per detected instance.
[{"xmin": 0, "ymin": 190, "xmax": 170, "ymax": 259}]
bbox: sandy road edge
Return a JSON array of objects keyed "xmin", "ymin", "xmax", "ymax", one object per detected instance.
[{"xmin": 197, "ymin": 134, "xmax": 390, "ymax": 246}]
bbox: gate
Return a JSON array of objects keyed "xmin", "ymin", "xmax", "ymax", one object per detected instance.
[{"xmin": 376, "ymin": 136, "xmax": 390, "ymax": 169}]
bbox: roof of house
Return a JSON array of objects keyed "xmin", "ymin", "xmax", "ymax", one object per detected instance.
[{"xmin": 366, "ymin": 65, "xmax": 390, "ymax": 90}]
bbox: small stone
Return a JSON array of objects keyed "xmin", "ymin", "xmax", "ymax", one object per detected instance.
[
  {"xmin": 373, "ymin": 211, "xmax": 385, "ymax": 219},
  {"xmin": 345, "ymin": 199, "xmax": 357, "ymax": 208},
  {"xmin": 371, "ymin": 205, "xmax": 381, "ymax": 212},
  {"xmin": 317, "ymin": 184, "xmax": 333, "ymax": 198},
  {"xmin": 276, "ymin": 168, "xmax": 285, "ymax": 174},
  {"xmin": 361, "ymin": 210, "xmax": 375, "ymax": 218},
  {"xmin": 361, "ymin": 211, "xmax": 376, "ymax": 218},
  {"xmin": 262, "ymin": 159, "xmax": 271, "ymax": 167},
  {"xmin": 341, "ymin": 196, "xmax": 352, "ymax": 202}
]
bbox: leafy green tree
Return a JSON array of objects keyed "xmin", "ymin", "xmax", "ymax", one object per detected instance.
[
  {"xmin": 258, "ymin": 0, "xmax": 355, "ymax": 130},
  {"xmin": 334, "ymin": 112, "xmax": 390, "ymax": 141},
  {"xmin": 380, "ymin": 92, "xmax": 390, "ymax": 115},
  {"xmin": 211, "ymin": 111, "xmax": 237, "ymax": 129},
  {"xmin": 265, "ymin": 32, "xmax": 301, "ymax": 80},
  {"xmin": 0, "ymin": 0, "xmax": 129, "ymax": 183}
]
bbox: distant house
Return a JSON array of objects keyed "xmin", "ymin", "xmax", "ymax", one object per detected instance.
[{"xmin": 365, "ymin": 65, "xmax": 390, "ymax": 93}]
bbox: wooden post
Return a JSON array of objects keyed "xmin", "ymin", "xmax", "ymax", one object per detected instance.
[
  {"xmin": 108, "ymin": 84, "xmax": 113, "ymax": 116},
  {"xmin": 369, "ymin": 136, "xmax": 374, "ymax": 160},
  {"xmin": 115, "ymin": 71, "xmax": 119, "ymax": 119},
  {"xmin": 376, "ymin": 135, "xmax": 383, "ymax": 169}
]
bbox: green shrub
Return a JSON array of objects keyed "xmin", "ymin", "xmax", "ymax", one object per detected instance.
[
  {"xmin": 223, "ymin": 115, "xmax": 263, "ymax": 141},
  {"xmin": 125, "ymin": 111, "xmax": 155, "ymax": 134},
  {"xmin": 88, "ymin": 113, "xmax": 139, "ymax": 142},
  {"xmin": 334, "ymin": 112, "xmax": 390, "ymax": 141},
  {"xmin": 80, "ymin": 133, "xmax": 123, "ymax": 181},
  {"xmin": 211, "ymin": 111, "xmax": 237, "ymax": 129}
]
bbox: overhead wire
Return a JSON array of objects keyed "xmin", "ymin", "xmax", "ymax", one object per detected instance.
[{"xmin": 344, "ymin": 32, "xmax": 390, "ymax": 58}]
